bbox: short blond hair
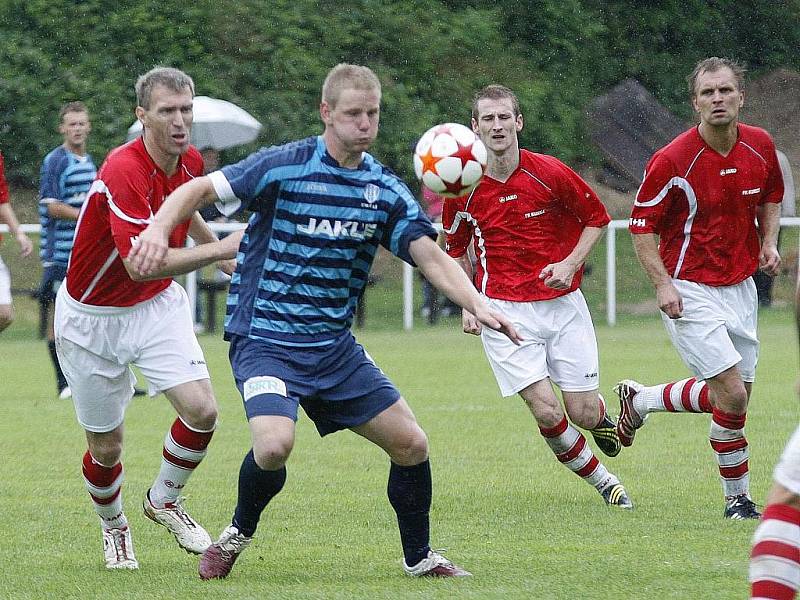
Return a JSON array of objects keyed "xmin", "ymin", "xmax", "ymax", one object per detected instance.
[{"xmin": 321, "ymin": 64, "xmax": 381, "ymax": 109}]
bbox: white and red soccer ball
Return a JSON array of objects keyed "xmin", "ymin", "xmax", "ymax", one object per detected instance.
[{"xmin": 413, "ymin": 122, "xmax": 487, "ymax": 198}]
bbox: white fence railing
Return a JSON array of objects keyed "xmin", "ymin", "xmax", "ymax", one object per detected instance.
[{"xmin": 5, "ymin": 218, "xmax": 800, "ymax": 329}]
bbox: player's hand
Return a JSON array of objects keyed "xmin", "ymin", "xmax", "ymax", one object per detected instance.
[
  {"xmin": 539, "ymin": 260, "xmax": 577, "ymax": 290},
  {"xmin": 462, "ymin": 309, "xmax": 481, "ymax": 336},
  {"xmin": 656, "ymin": 281, "xmax": 683, "ymax": 319},
  {"xmin": 218, "ymin": 229, "xmax": 244, "ymax": 258},
  {"xmin": 16, "ymin": 232, "xmax": 32, "ymax": 257},
  {"xmin": 758, "ymin": 243, "xmax": 781, "ymax": 276},
  {"xmin": 472, "ymin": 305, "xmax": 522, "ymax": 345},
  {"xmin": 128, "ymin": 223, "xmax": 169, "ymax": 276},
  {"xmin": 216, "ymin": 258, "xmax": 236, "ymax": 276}
]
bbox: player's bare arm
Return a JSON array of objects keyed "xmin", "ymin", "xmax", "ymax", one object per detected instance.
[
  {"xmin": 631, "ymin": 232, "xmax": 683, "ymax": 319},
  {"xmin": 129, "ymin": 176, "xmax": 219, "ymax": 276},
  {"xmin": 46, "ymin": 200, "xmax": 81, "ymax": 220},
  {"xmin": 453, "ymin": 253, "xmax": 481, "ymax": 336},
  {"xmin": 188, "ymin": 211, "xmax": 220, "ymax": 245},
  {"xmin": 123, "ymin": 229, "xmax": 243, "ymax": 282},
  {"xmin": 539, "ymin": 225, "xmax": 604, "ymax": 290},
  {"xmin": 756, "ymin": 201, "xmax": 781, "ymax": 276},
  {"xmin": 0, "ymin": 203, "xmax": 32, "ymax": 257},
  {"xmin": 409, "ymin": 235, "xmax": 521, "ymax": 344}
]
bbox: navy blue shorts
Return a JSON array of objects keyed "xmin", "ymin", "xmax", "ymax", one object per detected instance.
[
  {"xmin": 229, "ymin": 332, "xmax": 401, "ymax": 436},
  {"xmin": 39, "ymin": 265, "xmax": 67, "ymax": 305}
]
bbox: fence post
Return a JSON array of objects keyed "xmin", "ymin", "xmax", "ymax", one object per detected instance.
[{"xmin": 606, "ymin": 224, "xmax": 617, "ymax": 326}]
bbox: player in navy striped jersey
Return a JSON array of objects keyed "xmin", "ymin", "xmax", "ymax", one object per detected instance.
[
  {"xmin": 38, "ymin": 102, "xmax": 96, "ymax": 399},
  {"xmin": 130, "ymin": 63, "xmax": 520, "ymax": 580}
]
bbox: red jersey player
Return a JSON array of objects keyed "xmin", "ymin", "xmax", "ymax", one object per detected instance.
[
  {"xmin": 54, "ymin": 67, "xmax": 242, "ymax": 569},
  {"xmin": 0, "ymin": 150, "xmax": 33, "ymax": 332},
  {"xmin": 614, "ymin": 57, "xmax": 783, "ymax": 520},
  {"xmin": 443, "ymin": 84, "xmax": 632, "ymax": 509}
]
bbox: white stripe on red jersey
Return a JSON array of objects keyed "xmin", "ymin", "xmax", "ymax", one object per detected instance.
[
  {"xmin": 66, "ymin": 138, "xmax": 201, "ymax": 307},
  {"xmin": 630, "ymin": 124, "xmax": 783, "ymax": 286}
]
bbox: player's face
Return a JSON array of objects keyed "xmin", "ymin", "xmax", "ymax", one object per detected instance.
[
  {"xmin": 472, "ymin": 98, "xmax": 523, "ymax": 155},
  {"xmin": 137, "ymin": 84, "xmax": 194, "ymax": 159},
  {"xmin": 320, "ymin": 87, "xmax": 380, "ymax": 164},
  {"xmin": 60, "ymin": 111, "xmax": 91, "ymax": 152},
  {"xmin": 692, "ymin": 67, "xmax": 743, "ymax": 128}
]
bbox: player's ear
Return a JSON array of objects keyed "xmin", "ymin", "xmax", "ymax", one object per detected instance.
[
  {"xmin": 134, "ymin": 105, "xmax": 146, "ymax": 126},
  {"xmin": 471, "ymin": 118, "xmax": 478, "ymax": 134},
  {"xmin": 320, "ymin": 101, "xmax": 331, "ymax": 125},
  {"xmin": 516, "ymin": 114, "xmax": 524, "ymax": 132}
]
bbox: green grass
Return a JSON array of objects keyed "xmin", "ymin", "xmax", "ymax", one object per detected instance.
[{"xmin": 0, "ymin": 313, "xmax": 796, "ymax": 599}]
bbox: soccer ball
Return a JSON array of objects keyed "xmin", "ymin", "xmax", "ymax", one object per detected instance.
[{"xmin": 413, "ymin": 123, "xmax": 487, "ymax": 198}]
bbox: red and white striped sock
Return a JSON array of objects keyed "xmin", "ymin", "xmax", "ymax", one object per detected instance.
[
  {"xmin": 710, "ymin": 408, "xmax": 750, "ymax": 498},
  {"xmin": 750, "ymin": 503, "xmax": 800, "ymax": 599},
  {"xmin": 540, "ymin": 416, "xmax": 612, "ymax": 489},
  {"xmin": 635, "ymin": 377, "xmax": 712, "ymax": 415},
  {"xmin": 148, "ymin": 417, "xmax": 214, "ymax": 508},
  {"xmin": 82, "ymin": 451, "xmax": 127, "ymax": 530}
]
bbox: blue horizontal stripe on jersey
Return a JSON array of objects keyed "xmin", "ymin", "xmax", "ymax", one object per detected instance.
[
  {"xmin": 257, "ymin": 279, "xmax": 355, "ymax": 300},
  {"xmin": 38, "ymin": 147, "xmax": 95, "ymax": 266},
  {"xmin": 264, "ymin": 266, "xmax": 353, "ymax": 288}
]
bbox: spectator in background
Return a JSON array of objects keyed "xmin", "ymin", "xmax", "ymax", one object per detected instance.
[
  {"xmin": 194, "ymin": 147, "xmax": 233, "ymax": 332},
  {"xmin": 38, "ymin": 102, "xmax": 95, "ymax": 399},
  {"xmin": 0, "ymin": 150, "xmax": 33, "ymax": 332},
  {"xmin": 753, "ymin": 149, "xmax": 794, "ymax": 307}
]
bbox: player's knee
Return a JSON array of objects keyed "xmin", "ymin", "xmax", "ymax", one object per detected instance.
[
  {"xmin": 565, "ymin": 403, "xmax": 598, "ymax": 429},
  {"xmin": 87, "ymin": 439, "xmax": 123, "ymax": 466},
  {"xmin": 388, "ymin": 426, "xmax": 429, "ymax": 466},
  {"xmin": 181, "ymin": 400, "xmax": 218, "ymax": 431},
  {"xmin": 253, "ymin": 439, "xmax": 293, "ymax": 470}
]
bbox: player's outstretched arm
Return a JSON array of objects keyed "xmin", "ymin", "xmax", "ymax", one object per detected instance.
[
  {"xmin": 632, "ymin": 233, "xmax": 683, "ymax": 319},
  {"xmin": 129, "ymin": 177, "xmax": 219, "ymax": 276},
  {"xmin": 123, "ymin": 229, "xmax": 243, "ymax": 282},
  {"xmin": 409, "ymin": 236, "xmax": 521, "ymax": 344}
]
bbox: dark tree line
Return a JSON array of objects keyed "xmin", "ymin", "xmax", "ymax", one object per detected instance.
[{"xmin": 1, "ymin": 0, "xmax": 798, "ymax": 184}]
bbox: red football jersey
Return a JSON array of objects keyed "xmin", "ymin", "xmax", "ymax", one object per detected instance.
[
  {"xmin": 66, "ymin": 137, "xmax": 202, "ymax": 306},
  {"xmin": 443, "ymin": 150, "xmax": 610, "ymax": 302},
  {"xmin": 630, "ymin": 124, "xmax": 783, "ymax": 286}
]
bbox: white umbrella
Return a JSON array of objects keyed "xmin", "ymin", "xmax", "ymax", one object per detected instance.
[{"xmin": 126, "ymin": 95, "xmax": 262, "ymax": 150}]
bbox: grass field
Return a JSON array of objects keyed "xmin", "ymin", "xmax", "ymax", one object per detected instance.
[{"xmin": 0, "ymin": 311, "xmax": 797, "ymax": 599}]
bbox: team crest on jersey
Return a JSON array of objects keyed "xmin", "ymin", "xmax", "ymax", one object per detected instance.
[{"xmin": 363, "ymin": 184, "xmax": 380, "ymax": 204}]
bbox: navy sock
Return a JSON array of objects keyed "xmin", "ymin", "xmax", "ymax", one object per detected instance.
[
  {"xmin": 232, "ymin": 449, "xmax": 286, "ymax": 537},
  {"xmin": 47, "ymin": 340, "xmax": 67, "ymax": 391},
  {"xmin": 387, "ymin": 459, "xmax": 432, "ymax": 567}
]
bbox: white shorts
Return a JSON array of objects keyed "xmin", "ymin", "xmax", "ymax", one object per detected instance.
[
  {"xmin": 661, "ymin": 278, "xmax": 758, "ymax": 382},
  {"xmin": 481, "ymin": 290, "xmax": 599, "ymax": 397},
  {"xmin": 774, "ymin": 425, "xmax": 800, "ymax": 496},
  {"xmin": 0, "ymin": 255, "xmax": 11, "ymax": 305},
  {"xmin": 54, "ymin": 281, "xmax": 210, "ymax": 433}
]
